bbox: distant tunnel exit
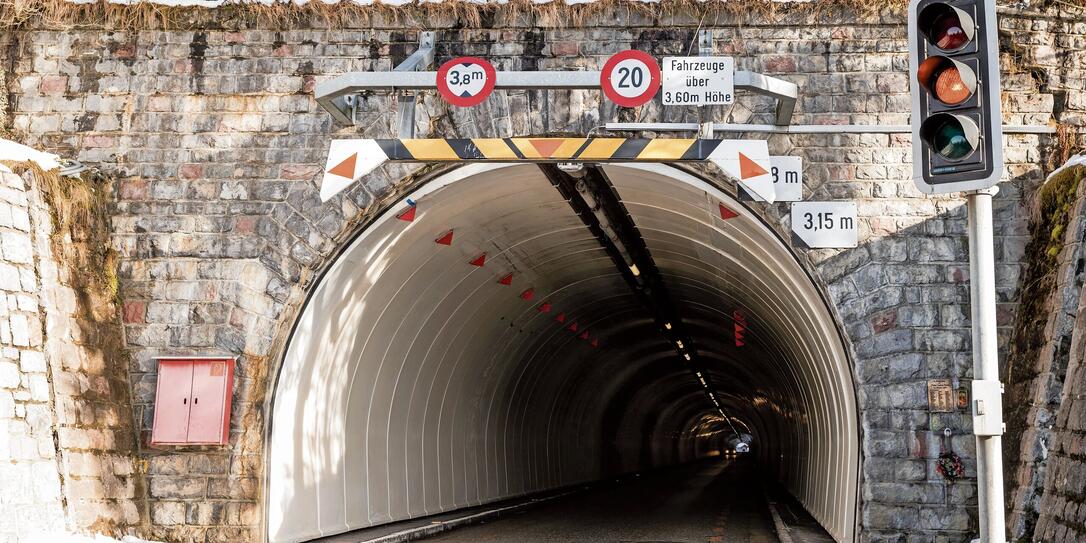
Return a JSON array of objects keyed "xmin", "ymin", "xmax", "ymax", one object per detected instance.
[{"xmin": 266, "ymin": 163, "xmax": 859, "ymax": 542}]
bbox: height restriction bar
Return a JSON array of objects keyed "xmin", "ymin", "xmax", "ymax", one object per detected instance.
[{"xmin": 319, "ymin": 137, "xmax": 777, "ymax": 203}]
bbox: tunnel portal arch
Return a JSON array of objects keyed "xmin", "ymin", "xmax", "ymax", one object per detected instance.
[{"xmin": 265, "ymin": 163, "xmax": 860, "ymax": 543}]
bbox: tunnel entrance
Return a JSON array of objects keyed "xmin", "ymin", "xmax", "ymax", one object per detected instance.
[{"xmin": 266, "ymin": 163, "xmax": 859, "ymax": 543}]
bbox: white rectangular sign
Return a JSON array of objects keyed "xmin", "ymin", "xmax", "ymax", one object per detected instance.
[
  {"xmin": 791, "ymin": 202, "xmax": 858, "ymax": 249},
  {"xmin": 744, "ymin": 156, "xmax": 803, "ymax": 202},
  {"xmin": 662, "ymin": 57, "xmax": 735, "ymax": 106}
]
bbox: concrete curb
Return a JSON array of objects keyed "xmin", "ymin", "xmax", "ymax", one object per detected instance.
[
  {"xmin": 357, "ymin": 490, "xmax": 579, "ymax": 543},
  {"xmin": 764, "ymin": 488, "xmax": 794, "ymax": 543}
]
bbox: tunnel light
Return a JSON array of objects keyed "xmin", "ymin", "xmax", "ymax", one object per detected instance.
[
  {"xmin": 629, "ymin": 264, "xmax": 640, "ymax": 276},
  {"xmin": 664, "ymin": 322, "xmax": 672, "ymax": 330},
  {"xmin": 696, "ymin": 371, "xmax": 702, "ymax": 378},
  {"xmin": 676, "ymin": 340, "xmax": 684, "ymax": 349},
  {"xmin": 683, "ymin": 353, "xmax": 691, "ymax": 361}
]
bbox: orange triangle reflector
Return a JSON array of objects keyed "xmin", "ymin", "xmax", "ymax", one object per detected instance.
[
  {"xmin": 719, "ymin": 204, "xmax": 739, "ymax": 220},
  {"xmin": 435, "ymin": 230, "xmax": 454, "ymax": 245},
  {"xmin": 579, "ymin": 331, "xmax": 589, "ymax": 340},
  {"xmin": 498, "ymin": 273, "xmax": 513, "ymax": 285},
  {"xmin": 590, "ymin": 339, "xmax": 599, "ymax": 348},
  {"xmin": 469, "ymin": 253, "xmax": 486, "ymax": 267},
  {"xmin": 555, "ymin": 313, "xmax": 566, "ymax": 323},
  {"xmin": 520, "ymin": 289, "xmax": 534, "ymax": 301},
  {"xmin": 397, "ymin": 206, "xmax": 416, "ymax": 222},
  {"xmin": 529, "ymin": 139, "xmax": 564, "ymax": 158},
  {"xmin": 328, "ymin": 153, "xmax": 358, "ymax": 179},
  {"xmin": 738, "ymin": 152, "xmax": 768, "ymax": 180},
  {"xmin": 568, "ymin": 322, "xmax": 579, "ymax": 332},
  {"xmin": 538, "ymin": 302, "xmax": 552, "ymax": 313}
]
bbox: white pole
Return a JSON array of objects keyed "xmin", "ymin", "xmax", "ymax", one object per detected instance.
[{"xmin": 966, "ymin": 187, "xmax": 1006, "ymax": 543}]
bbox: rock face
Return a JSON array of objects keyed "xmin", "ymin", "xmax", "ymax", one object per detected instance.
[{"xmin": 0, "ymin": 2, "xmax": 1085, "ymax": 543}]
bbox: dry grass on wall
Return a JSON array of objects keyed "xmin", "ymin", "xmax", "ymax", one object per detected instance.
[{"xmin": 0, "ymin": 0, "xmax": 917, "ymax": 30}]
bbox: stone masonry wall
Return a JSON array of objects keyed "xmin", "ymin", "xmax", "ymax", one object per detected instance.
[
  {"xmin": 0, "ymin": 163, "xmax": 145, "ymax": 542},
  {"xmin": 0, "ymin": 165, "xmax": 67, "ymax": 542},
  {"xmin": 2, "ymin": 2, "xmax": 1085, "ymax": 542}
]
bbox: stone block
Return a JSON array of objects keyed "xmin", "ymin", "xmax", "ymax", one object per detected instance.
[{"xmin": 150, "ymin": 475, "xmax": 207, "ymax": 499}]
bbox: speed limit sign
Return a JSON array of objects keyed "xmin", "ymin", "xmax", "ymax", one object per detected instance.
[
  {"xmin": 437, "ymin": 57, "xmax": 497, "ymax": 107},
  {"xmin": 600, "ymin": 50, "xmax": 661, "ymax": 108}
]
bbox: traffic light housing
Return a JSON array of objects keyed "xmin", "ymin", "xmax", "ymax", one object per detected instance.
[{"xmin": 909, "ymin": 0, "xmax": 1003, "ymax": 194}]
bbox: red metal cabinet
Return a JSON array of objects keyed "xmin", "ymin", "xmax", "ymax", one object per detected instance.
[{"xmin": 151, "ymin": 358, "xmax": 235, "ymax": 445}]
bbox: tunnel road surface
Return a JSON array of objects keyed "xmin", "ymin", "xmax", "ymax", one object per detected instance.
[{"xmin": 420, "ymin": 458, "xmax": 779, "ymax": 543}]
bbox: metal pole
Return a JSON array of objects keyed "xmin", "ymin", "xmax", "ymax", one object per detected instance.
[{"xmin": 966, "ymin": 187, "xmax": 1006, "ymax": 543}]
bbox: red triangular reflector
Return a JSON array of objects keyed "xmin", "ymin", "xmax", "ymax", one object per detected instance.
[
  {"xmin": 397, "ymin": 206, "xmax": 417, "ymax": 222},
  {"xmin": 538, "ymin": 302, "xmax": 552, "ymax": 313},
  {"xmin": 555, "ymin": 313, "xmax": 566, "ymax": 323},
  {"xmin": 738, "ymin": 152, "xmax": 768, "ymax": 180},
  {"xmin": 736, "ymin": 339, "xmax": 745, "ymax": 347},
  {"xmin": 719, "ymin": 204, "xmax": 739, "ymax": 220},
  {"xmin": 529, "ymin": 139, "xmax": 564, "ymax": 158},
  {"xmin": 735, "ymin": 323, "xmax": 746, "ymax": 333},
  {"xmin": 520, "ymin": 289, "xmax": 534, "ymax": 301},
  {"xmin": 568, "ymin": 322, "xmax": 579, "ymax": 332},
  {"xmin": 469, "ymin": 253, "xmax": 486, "ymax": 267},
  {"xmin": 590, "ymin": 339, "xmax": 599, "ymax": 348},
  {"xmin": 579, "ymin": 331, "xmax": 589, "ymax": 340},
  {"xmin": 498, "ymin": 273, "xmax": 513, "ymax": 285},
  {"xmin": 435, "ymin": 230, "xmax": 454, "ymax": 245},
  {"xmin": 328, "ymin": 153, "xmax": 357, "ymax": 179}
]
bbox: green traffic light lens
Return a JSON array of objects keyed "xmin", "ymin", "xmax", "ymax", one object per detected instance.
[{"xmin": 932, "ymin": 120, "xmax": 973, "ymax": 160}]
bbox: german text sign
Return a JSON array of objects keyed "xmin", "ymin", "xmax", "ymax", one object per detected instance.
[
  {"xmin": 662, "ymin": 57, "xmax": 735, "ymax": 106},
  {"xmin": 744, "ymin": 156, "xmax": 803, "ymax": 202},
  {"xmin": 791, "ymin": 202, "xmax": 858, "ymax": 248}
]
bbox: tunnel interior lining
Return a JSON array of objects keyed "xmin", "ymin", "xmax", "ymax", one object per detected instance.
[{"xmin": 267, "ymin": 163, "xmax": 859, "ymax": 543}]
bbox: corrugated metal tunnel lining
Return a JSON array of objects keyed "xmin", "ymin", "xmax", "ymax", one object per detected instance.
[{"xmin": 267, "ymin": 163, "xmax": 859, "ymax": 543}]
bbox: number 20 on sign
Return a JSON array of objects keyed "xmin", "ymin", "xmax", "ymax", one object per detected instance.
[{"xmin": 600, "ymin": 50, "xmax": 662, "ymax": 108}]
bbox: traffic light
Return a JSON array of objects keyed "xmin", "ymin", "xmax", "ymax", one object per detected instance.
[{"xmin": 909, "ymin": 0, "xmax": 1003, "ymax": 194}]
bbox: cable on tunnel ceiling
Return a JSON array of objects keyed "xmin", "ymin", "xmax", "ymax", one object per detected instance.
[{"xmin": 536, "ymin": 161, "xmax": 739, "ymax": 425}]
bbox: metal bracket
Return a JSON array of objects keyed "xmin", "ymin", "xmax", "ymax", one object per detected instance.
[
  {"xmin": 314, "ymin": 65, "xmax": 800, "ymax": 127},
  {"xmin": 316, "ymin": 31, "xmax": 436, "ymax": 128},
  {"xmin": 394, "ymin": 31, "xmax": 436, "ymax": 138}
]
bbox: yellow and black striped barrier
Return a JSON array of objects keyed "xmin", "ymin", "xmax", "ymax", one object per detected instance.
[{"xmin": 321, "ymin": 137, "xmax": 774, "ymax": 202}]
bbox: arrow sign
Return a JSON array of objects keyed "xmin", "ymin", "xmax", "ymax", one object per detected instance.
[
  {"xmin": 707, "ymin": 140, "xmax": 775, "ymax": 203},
  {"xmin": 320, "ymin": 139, "xmax": 388, "ymax": 201},
  {"xmin": 743, "ymin": 156, "xmax": 803, "ymax": 202},
  {"xmin": 791, "ymin": 202, "xmax": 858, "ymax": 248}
]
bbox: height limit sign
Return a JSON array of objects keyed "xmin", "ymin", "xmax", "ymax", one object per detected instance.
[{"xmin": 662, "ymin": 57, "xmax": 734, "ymax": 106}]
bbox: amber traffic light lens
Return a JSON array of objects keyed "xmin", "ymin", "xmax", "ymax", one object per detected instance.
[
  {"xmin": 934, "ymin": 67, "xmax": 971, "ymax": 105},
  {"xmin": 931, "ymin": 12, "xmax": 969, "ymax": 50}
]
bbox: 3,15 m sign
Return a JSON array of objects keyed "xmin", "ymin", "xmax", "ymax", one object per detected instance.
[{"xmin": 791, "ymin": 202, "xmax": 858, "ymax": 249}]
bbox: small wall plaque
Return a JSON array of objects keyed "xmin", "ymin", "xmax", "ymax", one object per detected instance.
[{"xmin": 927, "ymin": 379, "xmax": 956, "ymax": 412}]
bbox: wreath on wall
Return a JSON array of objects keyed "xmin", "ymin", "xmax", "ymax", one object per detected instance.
[{"xmin": 937, "ymin": 451, "xmax": 965, "ymax": 481}]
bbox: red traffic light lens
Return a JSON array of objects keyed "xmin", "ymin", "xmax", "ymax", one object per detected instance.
[
  {"xmin": 918, "ymin": 3, "xmax": 976, "ymax": 52},
  {"xmin": 931, "ymin": 12, "xmax": 969, "ymax": 50}
]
